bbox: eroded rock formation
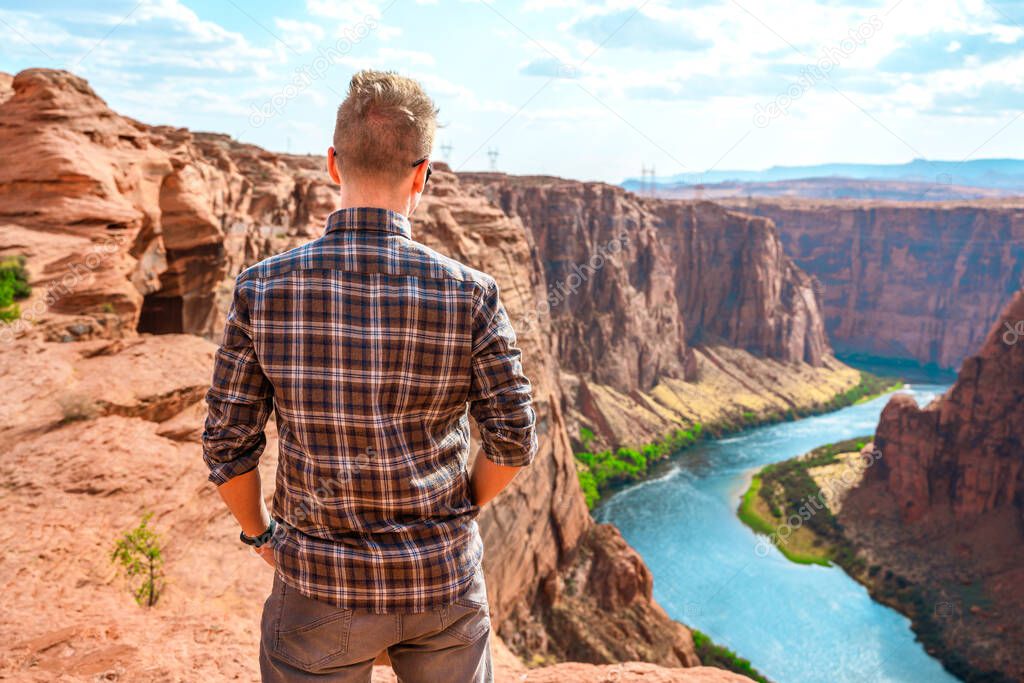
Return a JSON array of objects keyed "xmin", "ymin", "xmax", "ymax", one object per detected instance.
[
  {"xmin": 0, "ymin": 68, "xmax": 330, "ymax": 342},
  {"xmin": 723, "ymin": 197, "xmax": 1024, "ymax": 370},
  {"xmin": 841, "ymin": 291, "xmax": 1024, "ymax": 681},
  {"xmin": 465, "ymin": 175, "xmax": 855, "ymax": 453}
]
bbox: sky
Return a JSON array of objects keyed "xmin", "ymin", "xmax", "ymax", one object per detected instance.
[{"xmin": 0, "ymin": 0, "xmax": 1022, "ymax": 183}]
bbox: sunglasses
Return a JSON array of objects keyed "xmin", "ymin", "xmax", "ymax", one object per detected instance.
[{"xmin": 412, "ymin": 157, "xmax": 433, "ymax": 185}]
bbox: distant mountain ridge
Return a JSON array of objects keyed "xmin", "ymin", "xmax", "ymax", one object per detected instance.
[{"xmin": 622, "ymin": 158, "xmax": 1024, "ymax": 193}]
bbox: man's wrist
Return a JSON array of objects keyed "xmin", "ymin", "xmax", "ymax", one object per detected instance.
[{"xmin": 240, "ymin": 519, "xmax": 277, "ymax": 547}]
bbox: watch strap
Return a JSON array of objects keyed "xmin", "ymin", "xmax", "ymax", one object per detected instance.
[{"xmin": 240, "ymin": 519, "xmax": 278, "ymax": 548}]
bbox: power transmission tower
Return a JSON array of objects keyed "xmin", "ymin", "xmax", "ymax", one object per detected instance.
[
  {"xmin": 440, "ymin": 142, "xmax": 452, "ymax": 163},
  {"xmin": 640, "ymin": 165, "xmax": 656, "ymax": 197},
  {"xmin": 487, "ymin": 147, "xmax": 499, "ymax": 171}
]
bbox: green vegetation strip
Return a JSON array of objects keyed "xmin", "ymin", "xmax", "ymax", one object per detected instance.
[
  {"xmin": 823, "ymin": 371, "xmax": 904, "ymax": 409},
  {"xmin": 692, "ymin": 630, "xmax": 772, "ymax": 683},
  {"xmin": 736, "ymin": 436, "xmax": 872, "ymax": 567},
  {"xmin": 576, "ymin": 371, "xmax": 901, "ymax": 509},
  {"xmin": 575, "ymin": 423, "xmax": 703, "ymax": 509}
]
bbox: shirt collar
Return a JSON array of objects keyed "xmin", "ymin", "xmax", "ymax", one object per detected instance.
[{"xmin": 324, "ymin": 207, "xmax": 412, "ymax": 239}]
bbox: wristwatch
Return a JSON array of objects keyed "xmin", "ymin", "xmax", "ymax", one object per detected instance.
[{"xmin": 240, "ymin": 519, "xmax": 278, "ymax": 548}]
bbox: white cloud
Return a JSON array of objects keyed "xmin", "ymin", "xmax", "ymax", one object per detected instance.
[{"xmin": 274, "ymin": 19, "xmax": 326, "ymax": 53}]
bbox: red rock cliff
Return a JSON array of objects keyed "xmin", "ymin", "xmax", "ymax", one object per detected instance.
[
  {"xmin": 723, "ymin": 197, "xmax": 1024, "ymax": 370},
  {"xmin": 463, "ymin": 175, "xmax": 857, "ymax": 454},
  {"xmin": 468, "ymin": 175, "xmax": 829, "ymax": 391},
  {"xmin": 841, "ymin": 291, "xmax": 1024, "ymax": 681},
  {"xmin": 872, "ymin": 291, "xmax": 1024, "ymax": 523}
]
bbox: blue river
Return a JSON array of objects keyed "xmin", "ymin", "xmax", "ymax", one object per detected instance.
[{"xmin": 596, "ymin": 383, "xmax": 960, "ymax": 683}]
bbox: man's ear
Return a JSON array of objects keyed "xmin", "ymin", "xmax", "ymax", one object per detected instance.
[
  {"xmin": 411, "ymin": 159, "xmax": 430, "ymax": 194},
  {"xmin": 327, "ymin": 147, "xmax": 341, "ymax": 184}
]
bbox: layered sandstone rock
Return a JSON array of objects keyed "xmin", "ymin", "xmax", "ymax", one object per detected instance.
[
  {"xmin": 841, "ymin": 291, "xmax": 1024, "ymax": 681},
  {"xmin": 465, "ymin": 175, "xmax": 855, "ymax": 453},
  {"xmin": 723, "ymin": 197, "xmax": 1024, "ymax": 369},
  {"xmin": 468, "ymin": 175, "xmax": 828, "ymax": 389},
  {"xmin": 0, "ymin": 68, "xmax": 329, "ymax": 342},
  {"xmin": 526, "ymin": 524, "xmax": 699, "ymax": 666}
]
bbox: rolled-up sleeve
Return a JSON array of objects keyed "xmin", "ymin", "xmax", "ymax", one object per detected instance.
[
  {"xmin": 202, "ymin": 279, "xmax": 274, "ymax": 485},
  {"xmin": 467, "ymin": 278, "xmax": 537, "ymax": 467}
]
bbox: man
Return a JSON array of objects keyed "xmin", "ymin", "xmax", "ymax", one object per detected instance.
[{"xmin": 202, "ymin": 70, "xmax": 537, "ymax": 683}]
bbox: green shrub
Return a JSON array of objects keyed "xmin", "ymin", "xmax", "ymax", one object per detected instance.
[
  {"xmin": 692, "ymin": 630, "xmax": 771, "ymax": 683},
  {"xmin": 0, "ymin": 255, "xmax": 30, "ymax": 322},
  {"xmin": 577, "ymin": 469, "xmax": 600, "ymax": 509},
  {"xmin": 111, "ymin": 512, "xmax": 165, "ymax": 607}
]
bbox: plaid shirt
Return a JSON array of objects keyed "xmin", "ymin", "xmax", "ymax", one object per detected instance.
[{"xmin": 202, "ymin": 207, "xmax": 537, "ymax": 613}]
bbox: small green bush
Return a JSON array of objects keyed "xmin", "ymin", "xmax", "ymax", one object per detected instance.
[
  {"xmin": 0, "ymin": 255, "xmax": 30, "ymax": 322},
  {"xmin": 579, "ymin": 426, "xmax": 595, "ymax": 450},
  {"xmin": 577, "ymin": 469, "xmax": 600, "ymax": 509},
  {"xmin": 692, "ymin": 630, "xmax": 770, "ymax": 683},
  {"xmin": 111, "ymin": 512, "xmax": 164, "ymax": 607}
]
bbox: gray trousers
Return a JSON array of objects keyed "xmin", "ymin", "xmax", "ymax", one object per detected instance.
[{"xmin": 260, "ymin": 567, "xmax": 493, "ymax": 683}]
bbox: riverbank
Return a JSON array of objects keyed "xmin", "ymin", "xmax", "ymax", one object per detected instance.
[
  {"xmin": 579, "ymin": 370, "xmax": 901, "ymax": 509},
  {"xmin": 597, "ymin": 383, "xmax": 958, "ymax": 683},
  {"xmin": 737, "ymin": 436, "xmax": 1008, "ymax": 683},
  {"xmin": 735, "ymin": 436, "xmax": 874, "ymax": 566}
]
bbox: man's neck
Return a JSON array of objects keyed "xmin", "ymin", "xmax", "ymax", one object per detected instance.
[{"xmin": 338, "ymin": 186, "xmax": 411, "ymax": 217}]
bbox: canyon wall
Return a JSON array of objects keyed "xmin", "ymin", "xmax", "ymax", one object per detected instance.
[
  {"xmin": 467, "ymin": 175, "xmax": 858, "ymax": 452},
  {"xmin": 722, "ymin": 198, "xmax": 1024, "ymax": 370},
  {"xmin": 841, "ymin": 291, "xmax": 1024, "ymax": 681}
]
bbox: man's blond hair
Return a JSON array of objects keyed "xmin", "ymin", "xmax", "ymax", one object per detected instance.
[{"xmin": 333, "ymin": 70, "xmax": 438, "ymax": 183}]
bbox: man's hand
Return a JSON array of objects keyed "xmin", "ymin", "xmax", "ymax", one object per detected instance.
[
  {"xmin": 215, "ymin": 468, "xmax": 278, "ymax": 568},
  {"xmin": 253, "ymin": 544, "xmax": 276, "ymax": 568}
]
